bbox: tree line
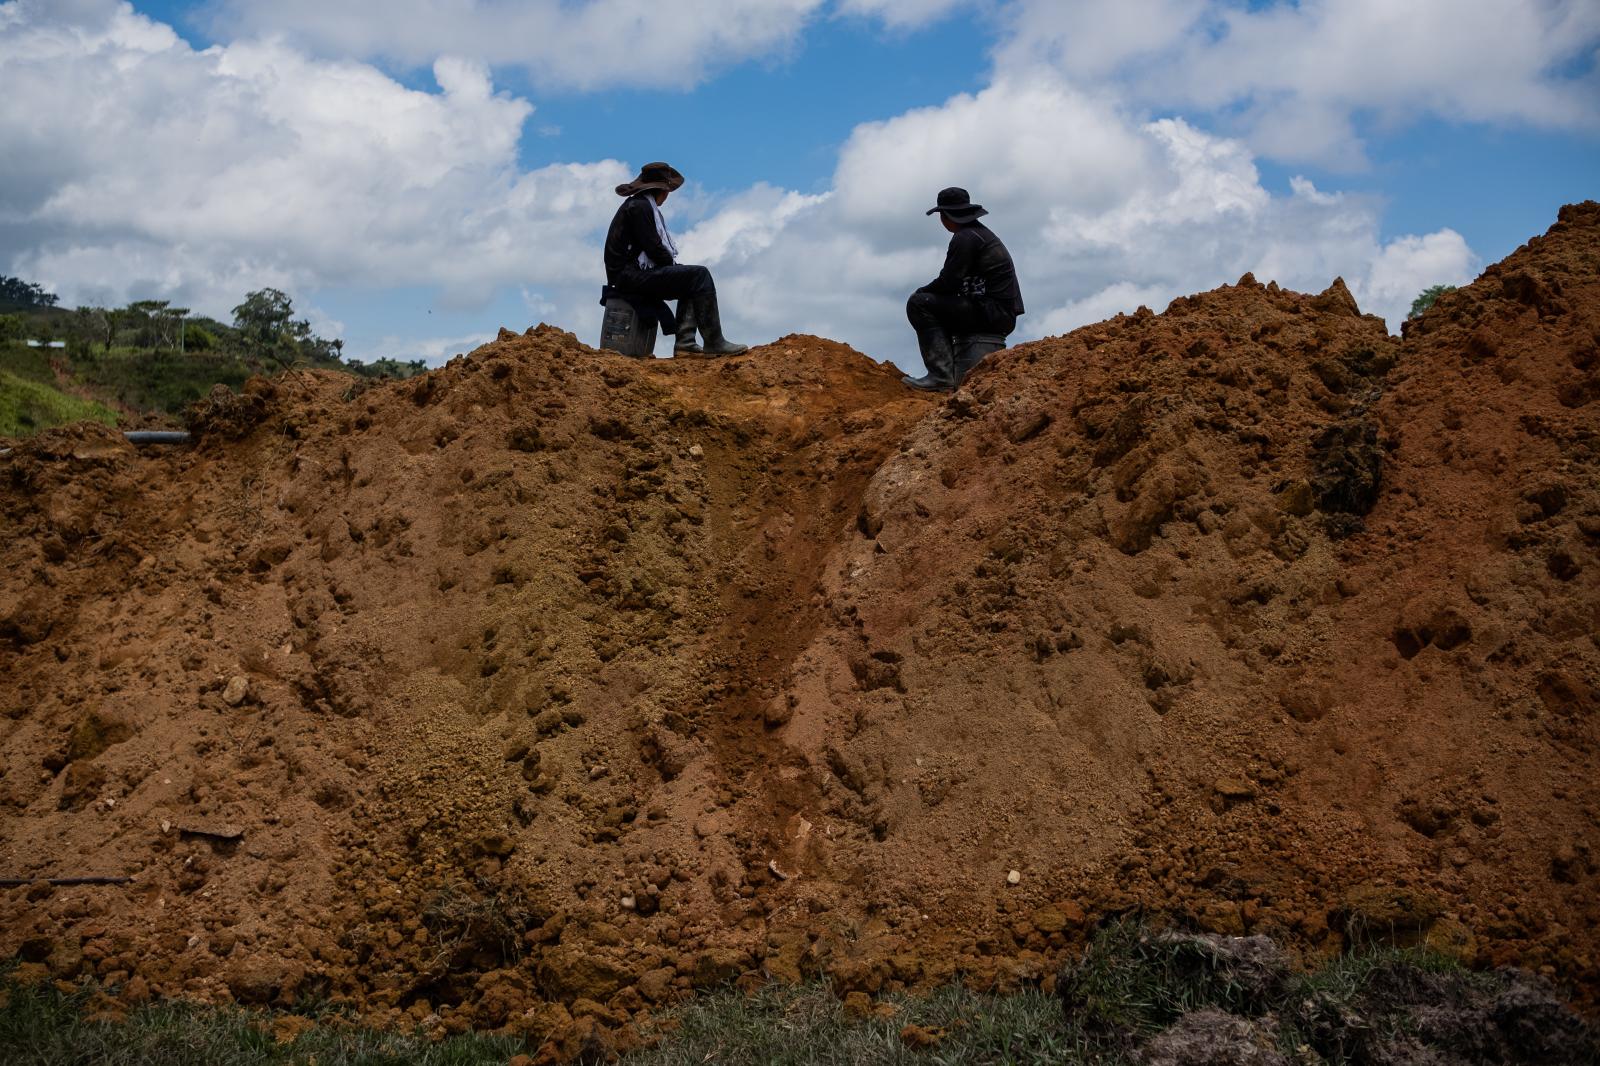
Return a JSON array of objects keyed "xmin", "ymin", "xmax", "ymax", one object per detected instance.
[{"xmin": 0, "ymin": 276, "xmax": 425, "ymax": 379}]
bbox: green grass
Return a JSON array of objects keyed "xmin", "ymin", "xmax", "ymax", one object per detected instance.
[
  {"xmin": 0, "ymin": 369, "xmax": 119, "ymax": 437},
  {"xmin": 0, "ymin": 331, "xmax": 421, "ymax": 432},
  {"xmin": 0, "ymin": 974, "xmax": 1079, "ymax": 1066},
  {"xmin": 71, "ymin": 346, "xmax": 254, "ymax": 414},
  {"xmin": 0, "ymin": 973, "xmax": 524, "ymax": 1066},
  {"xmin": 0, "ymin": 343, "xmax": 59, "ymax": 385},
  {"xmin": 3, "ymin": 930, "xmax": 1581, "ymax": 1066},
  {"xmin": 624, "ymin": 983, "xmax": 1079, "ymax": 1066}
]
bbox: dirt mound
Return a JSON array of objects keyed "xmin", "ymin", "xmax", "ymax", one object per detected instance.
[{"xmin": 1, "ymin": 206, "xmax": 1596, "ymax": 1050}]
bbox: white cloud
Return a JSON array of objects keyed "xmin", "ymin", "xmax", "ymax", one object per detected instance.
[
  {"xmin": 1358, "ymin": 229, "xmax": 1476, "ymax": 325},
  {"xmin": 832, "ymin": 79, "xmax": 1156, "ymax": 239},
  {"xmin": 361, "ymin": 330, "xmax": 496, "ymax": 366},
  {"xmin": 0, "ymin": 0, "xmax": 628, "ymax": 327},
  {"xmin": 200, "ymin": 0, "xmax": 828, "ymax": 91},
  {"xmin": 995, "ymin": 0, "xmax": 1208, "ymax": 79},
  {"xmin": 834, "ymin": 0, "xmax": 971, "ymax": 29},
  {"xmin": 997, "ymin": 0, "xmax": 1600, "ymax": 168},
  {"xmin": 680, "ymin": 184, "xmax": 831, "ymax": 266},
  {"xmin": 1032, "ymin": 281, "xmax": 1174, "ymax": 338},
  {"xmin": 686, "ymin": 75, "xmax": 1476, "ymax": 365},
  {"xmin": 0, "ymin": 0, "xmax": 1497, "ymax": 373}
]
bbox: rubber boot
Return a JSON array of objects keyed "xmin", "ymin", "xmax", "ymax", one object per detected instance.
[
  {"xmin": 673, "ymin": 301, "xmax": 702, "ymax": 355},
  {"xmin": 902, "ymin": 328, "xmax": 956, "ymax": 391},
  {"xmin": 952, "ymin": 341, "xmax": 984, "ymax": 386},
  {"xmin": 691, "ymin": 291, "xmax": 749, "ymax": 356}
]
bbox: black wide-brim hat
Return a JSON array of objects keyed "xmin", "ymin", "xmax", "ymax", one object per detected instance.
[
  {"xmin": 616, "ymin": 162, "xmax": 685, "ymax": 197},
  {"xmin": 926, "ymin": 186, "xmax": 987, "ymax": 220}
]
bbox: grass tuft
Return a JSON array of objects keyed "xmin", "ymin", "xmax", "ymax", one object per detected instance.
[
  {"xmin": 623, "ymin": 981, "xmax": 1082, "ymax": 1066},
  {"xmin": 1055, "ymin": 920, "xmax": 1281, "ymax": 1039}
]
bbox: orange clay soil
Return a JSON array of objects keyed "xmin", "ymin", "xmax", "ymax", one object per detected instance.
[{"xmin": 1, "ymin": 203, "xmax": 1596, "ymax": 1050}]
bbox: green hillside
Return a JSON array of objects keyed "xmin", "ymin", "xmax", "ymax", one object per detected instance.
[
  {"xmin": 0, "ymin": 369, "xmax": 118, "ymax": 437},
  {"xmin": 0, "ymin": 277, "xmax": 426, "ymax": 438}
]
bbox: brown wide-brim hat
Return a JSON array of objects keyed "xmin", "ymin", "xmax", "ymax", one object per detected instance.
[
  {"xmin": 616, "ymin": 162, "xmax": 685, "ymax": 197},
  {"xmin": 926, "ymin": 185, "xmax": 987, "ymax": 220}
]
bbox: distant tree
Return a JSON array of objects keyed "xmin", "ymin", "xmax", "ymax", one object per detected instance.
[
  {"xmin": 233, "ymin": 288, "xmax": 319, "ymax": 368},
  {"xmin": 71, "ymin": 307, "xmax": 111, "ymax": 351},
  {"xmin": 1408, "ymin": 284, "xmax": 1458, "ymax": 319},
  {"xmin": 115, "ymin": 299, "xmax": 189, "ymax": 350},
  {"xmin": 0, "ymin": 275, "xmax": 59, "ymax": 311},
  {"xmin": 64, "ymin": 307, "xmax": 110, "ymax": 356},
  {"xmin": 232, "ymin": 288, "xmax": 293, "ymax": 344},
  {"xmin": 347, "ymin": 356, "xmax": 428, "ymax": 379},
  {"xmin": 0, "ymin": 313, "xmax": 24, "ymax": 342},
  {"xmin": 126, "ymin": 300, "xmax": 166, "ymax": 348},
  {"xmin": 232, "ymin": 287, "xmax": 344, "ymax": 370}
]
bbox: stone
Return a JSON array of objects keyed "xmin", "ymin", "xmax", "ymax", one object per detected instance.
[
  {"xmin": 222, "ymin": 676, "xmax": 249, "ymax": 706},
  {"xmin": 1006, "ymin": 869, "xmax": 1022, "ymax": 886}
]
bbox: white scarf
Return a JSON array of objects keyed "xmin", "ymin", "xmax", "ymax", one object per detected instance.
[{"xmin": 640, "ymin": 198, "xmax": 678, "ymax": 270}]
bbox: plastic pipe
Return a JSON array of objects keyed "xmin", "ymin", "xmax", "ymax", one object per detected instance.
[{"xmin": 123, "ymin": 431, "xmax": 192, "ymax": 445}]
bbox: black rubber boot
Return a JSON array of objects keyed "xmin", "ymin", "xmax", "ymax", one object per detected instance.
[
  {"xmin": 673, "ymin": 301, "xmax": 702, "ymax": 355},
  {"xmin": 902, "ymin": 328, "xmax": 956, "ymax": 391},
  {"xmin": 691, "ymin": 291, "xmax": 749, "ymax": 356},
  {"xmin": 952, "ymin": 341, "xmax": 983, "ymax": 386}
]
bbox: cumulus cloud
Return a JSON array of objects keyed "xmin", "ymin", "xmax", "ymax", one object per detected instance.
[
  {"xmin": 684, "ymin": 75, "xmax": 1477, "ymax": 366},
  {"xmin": 0, "ymin": 0, "xmax": 627, "ymax": 345},
  {"xmin": 1360, "ymin": 229, "xmax": 1476, "ymax": 323},
  {"xmin": 200, "ymin": 0, "xmax": 827, "ymax": 91},
  {"xmin": 997, "ymin": 0, "xmax": 1600, "ymax": 168}
]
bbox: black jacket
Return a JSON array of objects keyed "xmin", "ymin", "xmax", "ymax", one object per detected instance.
[
  {"xmin": 917, "ymin": 222, "xmax": 1025, "ymax": 316},
  {"xmin": 604, "ymin": 193, "xmax": 674, "ymax": 287}
]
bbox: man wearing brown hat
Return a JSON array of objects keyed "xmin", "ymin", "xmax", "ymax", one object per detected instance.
[
  {"xmin": 602, "ymin": 161, "xmax": 748, "ymax": 356},
  {"xmin": 903, "ymin": 187, "xmax": 1024, "ymax": 390}
]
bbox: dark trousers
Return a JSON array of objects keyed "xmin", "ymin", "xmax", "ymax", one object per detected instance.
[
  {"xmin": 615, "ymin": 264, "xmax": 715, "ymax": 301},
  {"xmin": 906, "ymin": 291, "xmax": 1014, "ymax": 338}
]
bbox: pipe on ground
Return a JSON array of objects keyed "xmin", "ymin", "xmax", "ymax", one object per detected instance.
[
  {"xmin": 0, "ymin": 431, "xmax": 190, "ymax": 457},
  {"xmin": 123, "ymin": 431, "xmax": 191, "ymax": 445}
]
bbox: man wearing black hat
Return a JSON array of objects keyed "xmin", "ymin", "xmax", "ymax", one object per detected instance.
[
  {"xmin": 602, "ymin": 161, "xmax": 748, "ymax": 357},
  {"xmin": 903, "ymin": 187, "xmax": 1024, "ymax": 390}
]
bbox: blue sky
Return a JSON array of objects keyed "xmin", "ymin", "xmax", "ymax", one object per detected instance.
[{"xmin": 2, "ymin": 0, "xmax": 1597, "ymax": 369}]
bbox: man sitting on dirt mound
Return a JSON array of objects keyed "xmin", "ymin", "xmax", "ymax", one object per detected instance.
[
  {"xmin": 602, "ymin": 161, "xmax": 749, "ymax": 357},
  {"xmin": 903, "ymin": 187, "xmax": 1025, "ymax": 390}
]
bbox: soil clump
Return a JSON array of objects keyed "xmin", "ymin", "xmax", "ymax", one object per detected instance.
[{"xmin": 2, "ymin": 204, "xmax": 1597, "ymax": 1053}]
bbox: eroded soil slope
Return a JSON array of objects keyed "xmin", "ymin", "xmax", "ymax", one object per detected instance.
[{"xmin": 1, "ymin": 204, "xmax": 1595, "ymax": 1047}]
